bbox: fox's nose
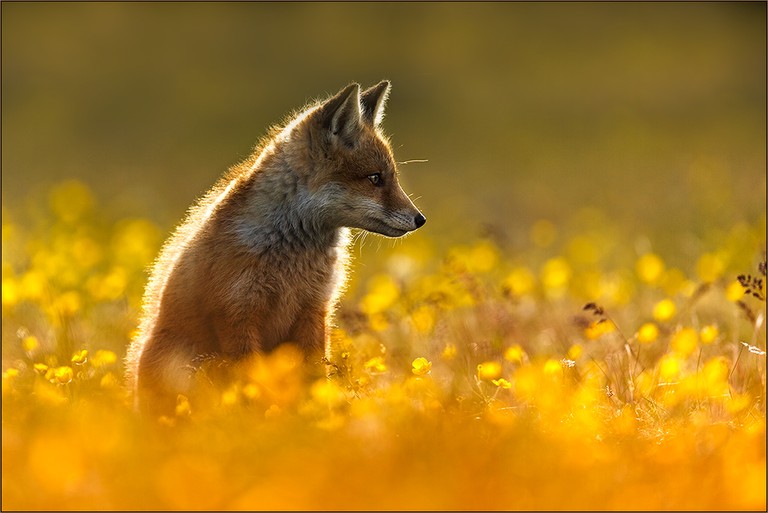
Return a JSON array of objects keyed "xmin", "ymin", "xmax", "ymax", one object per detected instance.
[{"xmin": 414, "ymin": 213, "xmax": 426, "ymax": 228}]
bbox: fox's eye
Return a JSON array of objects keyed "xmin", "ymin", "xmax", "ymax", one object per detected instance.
[{"xmin": 367, "ymin": 173, "xmax": 382, "ymax": 186}]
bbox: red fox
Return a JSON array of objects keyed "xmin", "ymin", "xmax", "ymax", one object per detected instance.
[{"xmin": 126, "ymin": 81, "xmax": 425, "ymax": 415}]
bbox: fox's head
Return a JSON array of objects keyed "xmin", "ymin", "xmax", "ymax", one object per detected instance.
[{"xmin": 304, "ymin": 81, "xmax": 426, "ymax": 238}]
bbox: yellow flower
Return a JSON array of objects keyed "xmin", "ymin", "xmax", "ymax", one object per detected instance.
[
  {"xmin": 567, "ymin": 235, "xmax": 599, "ymax": 265},
  {"xmin": 637, "ymin": 322, "xmax": 659, "ymax": 344},
  {"xmin": 725, "ymin": 280, "xmax": 744, "ymax": 302},
  {"xmin": 492, "ymin": 378, "xmax": 512, "ymax": 389},
  {"xmin": 477, "ymin": 361, "xmax": 502, "ymax": 380},
  {"xmin": 541, "ymin": 257, "xmax": 571, "ymax": 295},
  {"xmin": 100, "ymin": 373, "xmax": 119, "ymax": 389},
  {"xmin": 111, "ymin": 218, "xmax": 162, "ymax": 268},
  {"xmin": 441, "ymin": 343, "xmax": 457, "ymax": 361},
  {"xmin": 91, "ymin": 350, "xmax": 118, "ymax": 368},
  {"xmin": 2, "ymin": 278, "xmax": 19, "ymax": 306},
  {"xmin": 584, "ymin": 319, "xmax": 615, "ymax": 340},
  {"xmin": 658, "ymin": 354, "xmax": 681, "ymax": 380},
  {"xmin": 504, "ymin": 344, "xmax": 525, "ymax": 363},
  {"xmin": 360, "ymin": 275, "xmax": 400, "ymax": 315},
  {"xmin": 368, "ymin": 313, "xmax": 389, "ymax": 332},
  {"xmin": 696, "ymin": 252, "xmax": 726, "ymax": 282},
  {"xmin": 466, "ymin": 240, "xmax": 499, "ymax": 273},
  {"xmin": 702, "ymin": 357, "xmax": 729, "ymax": 396},
  {"xmin": 33, "ymin": 363, "xmax": 49, "ymax": 374},
  {"xmin": 20, "ymin": 270, "xmax": 47, "ymax": 302},
  {"xmin": 71, "ymin": 349, "xmax": 88, "ymax": 365},
  {"xmin": 700, "ymin": 325, "xmax": 719, "ymax": 345},
  {"xmin": 220, "ymin": 386, "xmax": 239, "ymax": 406},
  {"xmin": 310, "ymin": 379, "xmax": 346, "ymax": 406},
  {"xmin": 725, "ymin": 393, "xmax": 751, "ymax": 414},
  {"xmin": 671, "ymin": 327, "xmax": 698, "ymax": 358},
  {"xmin": 653, "ymin": 299, "xmax": 676, "ymax": 322},
  {"xmin": 157, "ymin": 415, "xmax": 176, "ymax": 428},
  {"xmin": 3, "ymin": 368, "xmax": 19, "ymax": 380},
  {"xmin": 661, "ymin": 268, "xmax": 688, "ymax": 296},
  {"xmin": 410, "ymin": 305, "xmax": 435, "ymax": 334},
  {"xmin": 242, "ymin": 383, "xmax": 261, "ymax": 400},
  {"xmin": 636, "ymin": 253, "xmax": 665, "ymax": 284},
  {"xmin": 2, "ymin": 368, "xmax": 19, "ymax": 396},
  {"xmin": 175, "ymin": 395, "xmax": 192, "ymax": 417},
  {"xmin": 22, "ymin": 335, "xmax": 39, "ymax": 352},
  {"xmin": 411, "ymin": 357, "xmax": 432, "ymax": 376},
  {"xmin": 53, "ymin": 291, "xmax": 82, "ymax": 316},
  {"xmin": 543, "ymin": 359, "xmax": 562, "ymax": 376},
  {"xmin": 71, "ymin": 236, "xmax": 103, "ymax": 269},
  {"xmin": 52, "ymin": 366, "xmax": 74, "ymax": 385},
  {"xmin": 89, "ymin": 267, "xmax": 127, "ymax": 301},
  {"xmin": 503, "ymin": 266, "xmax": 537, "ymax": 296},
  {"xmin": 567, "ymin": 344, "xmax": 583, "ymax": 360},
  {"xmin": 364, "ymin": 356, "xmax": 387, "ymax": 374}
]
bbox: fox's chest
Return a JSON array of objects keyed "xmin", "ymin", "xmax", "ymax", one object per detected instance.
[
  {"xmin": 219, "ymin": 243, "xmax": 346, "ymax": 313},
  {"xmin": 235, "ymin": 246, "xmax": 345, "ymax": 347}
]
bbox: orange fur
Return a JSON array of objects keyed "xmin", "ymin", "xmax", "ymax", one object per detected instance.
[{"xmin": 125, "ymin": 82, "xmax": 425, "ymax": 415}]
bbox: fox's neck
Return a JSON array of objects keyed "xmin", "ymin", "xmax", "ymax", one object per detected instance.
[{"xmin": 226, "ymin": 153, "xmax": 345, "ymax": 255}]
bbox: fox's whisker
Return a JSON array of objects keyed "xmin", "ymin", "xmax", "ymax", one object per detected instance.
[{"xmin": 355, "ymin": 230, "xmax": 371, "ymax": 256}]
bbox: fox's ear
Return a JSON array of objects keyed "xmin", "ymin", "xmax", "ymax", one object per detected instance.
[
  {"xmin": 360, "ymin": 80, "xmax": 391, "ymax": 127},
  {"xmin": 319, "ymin": 83, "xmax": 362, "ymax": 148}
]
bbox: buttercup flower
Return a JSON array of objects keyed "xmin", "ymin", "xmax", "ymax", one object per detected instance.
[
  {"xmin": 492, "ymin": 378, "xmax": 512, "ymax": 389},
  {"xmin": 411, "ymin": 357, "xmax": 432, "ymax": 376},
  {"xmin": 71, "ymin": 349, "xmax": 88, "ymax": 365},
  {"xmin": 637, "ymin": 322, "xmax": 659, "ymax": 344},
  {"xmin": 653, "ymin": 299, "xmax": 676, "ymax": 322},
  {"xmin": 477, "ymin": 361, "xmax": 502, "ymax": 380}
]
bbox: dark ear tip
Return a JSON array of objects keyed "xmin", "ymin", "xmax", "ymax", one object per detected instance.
[
  {"xmin": 363, "ymin": 81, "xmax": 390, "ymax": 95},
  {"xmin": 332, "ymin": 83, "xmax": 360, "ymax": 102}
]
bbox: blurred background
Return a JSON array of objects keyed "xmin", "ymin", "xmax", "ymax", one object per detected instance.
[{"xmin": 3, "ymin": 2, "xmax": 765, "ymax": 269}]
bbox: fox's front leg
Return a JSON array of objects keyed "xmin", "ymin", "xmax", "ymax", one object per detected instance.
[
  {"xmin": 214, "ymin": 320, "xmax": 263, "ymax": 358},
  {"xmin": 135, "ymin": 340, "xmax": 196, "ymax": 417},
  {"xmin": 288, "ymin": 305, "xmax": 329, "ymax": 360}
]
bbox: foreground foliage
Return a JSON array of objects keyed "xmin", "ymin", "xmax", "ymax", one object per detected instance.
[{"xmin": 2, "ymin": 182, "xmax": 766, "ymax": 510}]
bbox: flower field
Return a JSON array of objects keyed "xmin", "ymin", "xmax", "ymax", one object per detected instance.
[{"xmin": 2, "ymin": 181, "xmax": 765, "ymax": 510}]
